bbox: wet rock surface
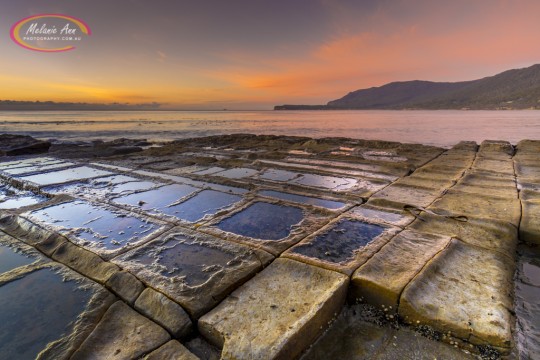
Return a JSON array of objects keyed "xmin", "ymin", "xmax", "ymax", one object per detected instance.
[
  {"xmin": 0, "ymin": 134, "xmax": 537, "ymax": 359},
  {"xmin": 0, "ymin": 134, "xmax": 51, "ymax": 156}
]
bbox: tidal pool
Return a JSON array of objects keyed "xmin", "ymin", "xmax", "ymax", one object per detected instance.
[
  {"xmin": 0, "ymin": 268, "xmax": 93, "ymax": 360},
  {"xmin": 193, "ymin": 167, "xmax": 226, "ymax": 175},
  {"xmin": 18, "ymin": 166, "xmax": 114, "ymax": 186},
  {"xmin": 214, "ymin": 167, "xmax": 259, "ymax": 179},
  {"xmin": 91, "ymin": 174, "xmax": 140, "ymax": 185},
  {"xmin": 0, "ymin": 194, "xmax": 47, "ymax": 209},
  {"xmin": 45, "ymin": 178, "xmax": 161, "ymax": 198},
  {"xmin": 28, "ymin": 200, "xmax": 161, "ymax": 249},
  {"xmin": 162, "ymin": 189, "xmax": 242, "ymax": 222},
  {"xmin": 217, "ymin": 202, "xmax": 304, "ymax": 240},
  {"xmin": 112, "ymin": 183, "xmax": 199, "ymax": 212},
  {"xmin": 0, "ymin": 157, "xmax": 62, "ymax": 171},
  {"xmin": 291, "ymin": 173, "xmax": 358, "ymax": 191},
  {"xmin": 1, "ymin": 162, "xmax": 74, "ymax": 176},
  {"xmin": 259, "ymin": 190, "xmax": 345, "ymax": 210},
  {"xmin": 126, "ymin": 235, "xmax": 237, "ymax": 286},
  {"xmin": 0, "ymin": 244, "xmax": 35, "ymax": 274},
  {"xmin": 351, "ymin": 207, "xmax": 408, "ymax": 226},
  {"xmin": 291, "ymin": 220, "xmax": 385, "ymax": 263},
  {"xmin": 259, "ymin": 169, "xmax": 300, "ymax": 182}
]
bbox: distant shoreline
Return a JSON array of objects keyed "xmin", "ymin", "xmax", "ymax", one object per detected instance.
[{"xmin": 274, "ymin": 105, "xmax": 540, "ymax": 111}]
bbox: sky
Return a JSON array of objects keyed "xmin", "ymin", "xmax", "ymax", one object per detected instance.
[{"xmin": 1, "ymin": 0, "xmax": 540, "ymax": 110}]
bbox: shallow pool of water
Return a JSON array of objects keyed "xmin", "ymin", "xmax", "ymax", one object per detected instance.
[
  {"xmin": 217, "ymin": 202, "xmax": 304, "ymax": 240},
  {"xmin": 163, "ymin": 189, "xmax": 242, "ymax": 222},
  {"xmin": 28, "ymin": 200, "xmax": 161, "ymax": 249},
  {"xmin": 259, "ymin": 169, "xmax": 300, "ymax": 182},
  {"xmin": 291, "ymin": 219, "xmax": 385, "ymax": 263},
  {"xmin": 259, "ymin": 190, "xmax": 345, "ymax": 210},
  {"xmin": 0, "ymin": 244, "xmax": 36, "ymax": 274},
  {"xmin": 0, "ymin": 157, "xmax": 62, "ymax": 170},
  {"xmin": 0, "ymin": 194, "xmax": 47, "ymax": 209},
  {"xmin": 1, "ymin": 162, "xmax": 74, "ymax": 176},
  {"xmin": 292, "ymin": 173, "xmax": 358, "ymax": 191},
  {"xmin": 0, "ymin": 268, "xmax": 93, "ymax": 360},
  {"xmin": 19, "ymin": 166, "xmax": 114, "ymax": 186},
  {"xmin": 351, "ymin": 207, "xmax": 408, "ymax": 226},
  {"xmin": 214, "ymin": 167, "xmax": 259, "ymax": 179},
  {"xmin": 112, "ymin": 183, "xmax": 199, "ymax": 212},
  {"xmin": 91, "ymin": 174, "xmax": 140, "ymax": 185},
  {"xmin": 128, "ymin": 234, "xmax": 237, "ymax": 286}
]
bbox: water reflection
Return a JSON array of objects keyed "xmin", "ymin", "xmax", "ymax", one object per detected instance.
[
  {"xmin": 0, "ymin": 269, "xmax": 92, "ymax": 360},
  {"xmin": 217, "ymin": 202, "xmax": 304, "ymax": 240},
  {"xmin": 291, "ymin": 220, "xmax": 384, "ymax": 263}
]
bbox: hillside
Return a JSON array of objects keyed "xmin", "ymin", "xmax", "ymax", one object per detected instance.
[{"xmin": 275, "ymin": 64, "xmax": 540, "ymax": 110}]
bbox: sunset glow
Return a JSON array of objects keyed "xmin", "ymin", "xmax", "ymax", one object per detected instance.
[{"xmin": 1, "ymin": 0, "xmax": 540, "ymax": 109}]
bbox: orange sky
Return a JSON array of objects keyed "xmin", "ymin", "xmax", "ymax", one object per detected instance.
[{"xmin": 1, "ymin": 0, "xmax": 540, "ymax": 109}]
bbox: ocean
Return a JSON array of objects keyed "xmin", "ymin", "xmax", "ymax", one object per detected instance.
[{"xmin": 1, "ymin": 109, "xmax": 540, "ymax": 147}]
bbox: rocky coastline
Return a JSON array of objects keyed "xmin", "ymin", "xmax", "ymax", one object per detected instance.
[{"xmin": 0, "ymin": 133, "xmax": 538, "ymax": 359}]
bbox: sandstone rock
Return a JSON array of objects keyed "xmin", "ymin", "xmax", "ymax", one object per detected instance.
[
  {"xmin": 516, "ymin": 139, "xmax": 540, "ymax": 153},
  {"xmin": 283, "ymin": 218, "xmax": 399, "ymax": 275},
  {"xmin": 447, "ymin": 141, "xmax": 478, "ymax": 152},
  {"xmin": 368, "ymin": 184, "xmax": 443, "ymax": 210},
  {"xmin": 0, "ymin": 134, "xmax": 51, "ymax": 156},
  {"xmin": 71, "ymin": 301, "xmax": 170, "ymax": 360},
  {"xmin": 515, "ymin": 163, "xmax": 540, "ymax": 182},
  {"xmin": 198, "ymin": 258, "xmax": 348, "ymax": 360},
  {"xmin": 106, "ymin": 270, "xmax": 145, "ymax": 304},
  {"xmin": 408, "ymin": 212, "xmax": 517, "ymax": 257},
  {"xmin": 399, "ymin": 239, "xmax": 515, "ymax": 350},
  {"xmin": 459, "ymin": 171, "xmax": 516, "ymax": 188},
  {"xmin": 135, "ymin": 288, "xmax": 193, "ymax": 338},
  {"xmin": 451, "ymin": 182, "xmax": 517, "ymax": 199},
  {"xmin": 394, "ymin": 176, "xmax": 454, "ymax": 190},
  {"xmin": 520, "ymin": 199, "xmax": 540, "ymax": 245},
  {"xmin": 143, "ymin": 340, "xmax": 199, "ymax": 360},
  {"xmin": 430, "ymin": 189, "xmax": 521, "ymax": 226},
  {"xmin": 349, "ymin": 205, "xmax": 414, "ymax": 228},
  {"xmin": 478, "ymin": 140, "xmax": 514, "ymax": 156},
  {"xmin": 472, "ymin": 158, "xmax": 515, "ymax": 174},
  {"xmin": 114, "ymin": 228, "xmax": 273, "ymax": 318},
  {"xmin": 51, "ymin": 242, "xmax": 119, "ymax": 284},
  {"xmin": 0, "ymin": 215, "xmax": 66, "ymax": 255},
  {"xmin": 351, "ymin": 230, "xmax": 451, "ymax": 308},
  {"xmin": 411, "ymin": 164, "xmax": 467, "ymax": 181}
]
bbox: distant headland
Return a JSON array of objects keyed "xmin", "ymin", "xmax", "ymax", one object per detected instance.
[
  {"xmin": 0, "ymin": 100, "xmax": 162, "ymax": 111},
  {"xmin": 275, "ymin": 64, "xmax": 540, "ymax": 110}
]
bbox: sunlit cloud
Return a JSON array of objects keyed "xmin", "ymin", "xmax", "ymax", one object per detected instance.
[{"xmin": 1, "ymin": 0, "xmax": 540, "ymax": 109}]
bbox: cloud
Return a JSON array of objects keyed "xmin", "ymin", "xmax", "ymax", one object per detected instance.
[{"xmin": 157, "ymin": 50, "xmax": 167, "ymax": 63}]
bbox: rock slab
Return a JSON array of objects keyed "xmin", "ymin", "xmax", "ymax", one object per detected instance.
[
  {"xmin": 199, "ymin": 258, "xmax": 348, "ymax": 360},
  {"xmin": 399, "ymin": 239, "xmax": 515, "ymax": 351},
  {"xmin": 71, "ymin": 301, "xmax": 170, "ymax": 360}
]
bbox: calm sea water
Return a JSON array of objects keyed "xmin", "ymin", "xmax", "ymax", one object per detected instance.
[{"xmin": 1, "ymin": 110, "xmax": 540, "ymax": 147}]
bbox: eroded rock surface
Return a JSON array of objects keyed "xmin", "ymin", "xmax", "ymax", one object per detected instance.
[
  {"xmin": 71, "ymin": 301, "xmax": 170, "ymax": 360},
  {"xmin": 199, "ymin": 258, "xmax": 349, "ymax": 359},
  {"xmin": 0, "ymin": 135, "xmax": 535, "ymax": 359}
]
